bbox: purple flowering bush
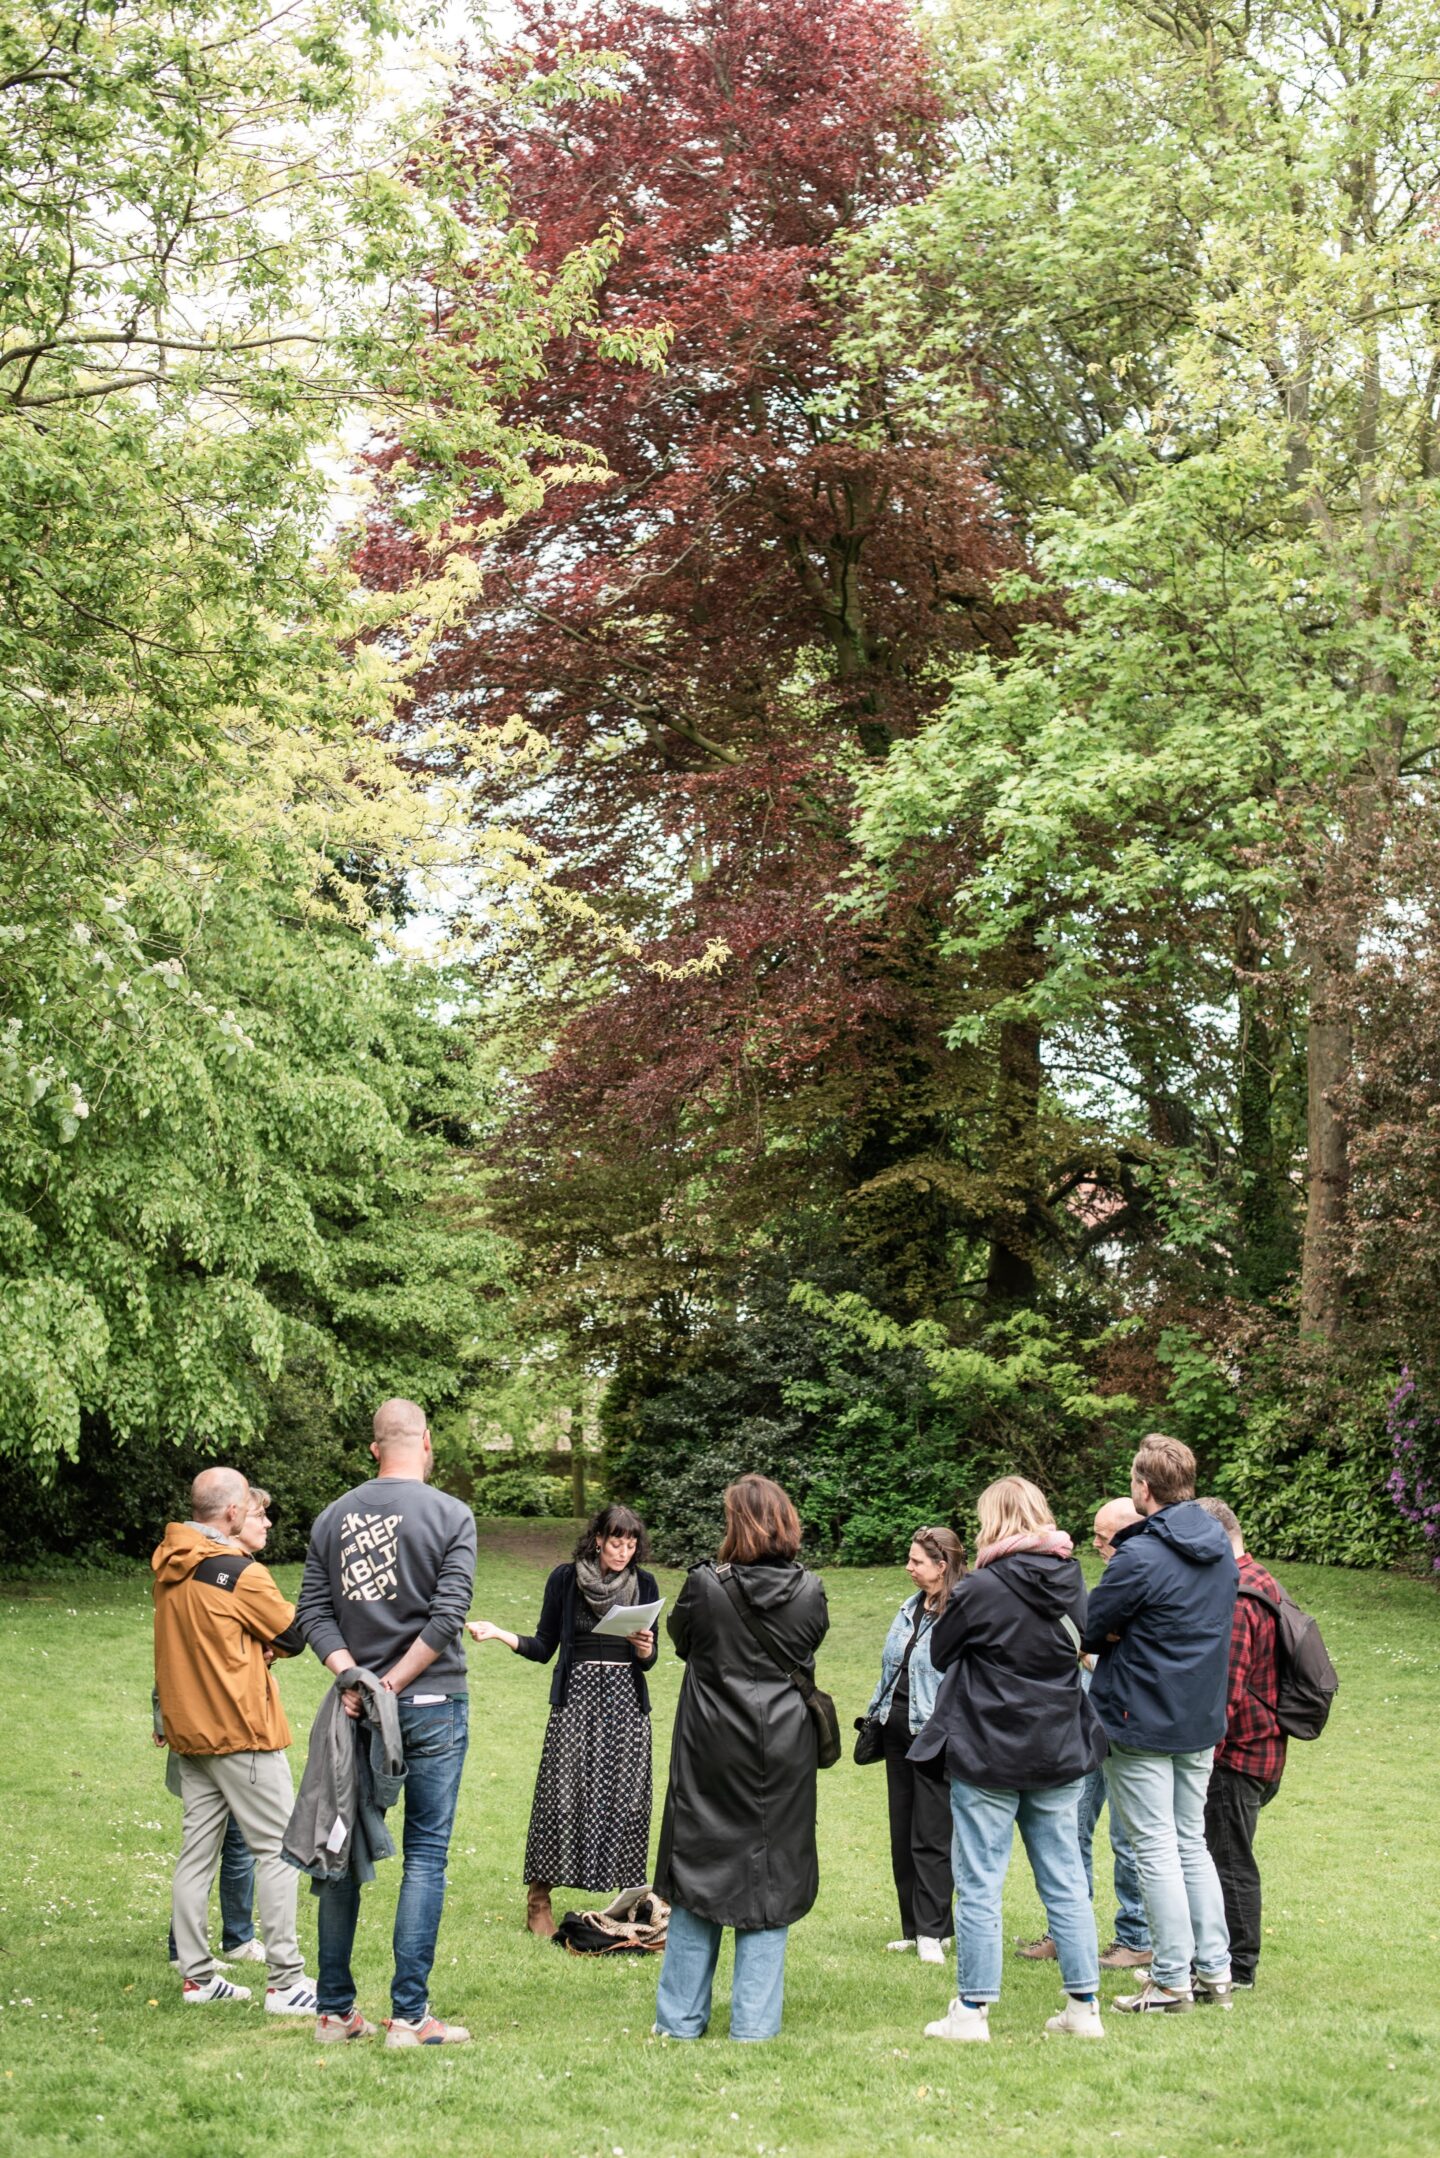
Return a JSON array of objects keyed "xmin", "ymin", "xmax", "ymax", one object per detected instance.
[{"xmin": 1386, "ymin": 1369, "xmax": 1440, "ymax": 1572}]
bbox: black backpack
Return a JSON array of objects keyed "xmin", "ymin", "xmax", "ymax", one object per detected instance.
[{"xmin": 1236, "ymin": 1580, "xmax": 1338, "ymax": 1740}]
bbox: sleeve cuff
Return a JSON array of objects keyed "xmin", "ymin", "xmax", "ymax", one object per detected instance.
[{"xmin": 304, "ymin": 1622, "xmax": 347, "ymax": 1663}]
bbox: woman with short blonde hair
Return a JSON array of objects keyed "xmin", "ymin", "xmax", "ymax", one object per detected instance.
[{"xmin": 910, "ymin": 1478, "xmax": 1105, "ymax": 2045}]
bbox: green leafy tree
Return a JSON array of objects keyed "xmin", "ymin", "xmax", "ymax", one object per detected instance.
[
  {"xmin": 0, "ymin": 0, "xmax": 653, "ymax": 1470},
  {"xmin": 844, "ymin": 0, "xmax": 1440, "ymax": 1340}
]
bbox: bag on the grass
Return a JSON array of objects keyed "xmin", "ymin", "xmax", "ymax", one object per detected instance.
[
  {"xmin": 555, "ymin": 1885, "xmax": 670, "ymax": 1956},
  {"xmin": 1236, "ymin": 1580, "xmax": 1339, "ymax": 1739}
]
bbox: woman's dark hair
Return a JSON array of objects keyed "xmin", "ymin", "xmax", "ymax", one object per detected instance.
[
  {"xmin": 717, "ymin": 1475, "xmax": 802, "ymax": 1565},
  {"xmin": 911, "ymin": 1525, "xmax": 966, "ymax": 1611},
  {"xmin": 574, "ymin": 1503, "xmax": 650, "ymax": 1566}
]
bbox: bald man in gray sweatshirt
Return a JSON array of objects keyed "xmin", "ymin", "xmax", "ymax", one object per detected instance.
[{"xmin": 297, "ymin": 1399, "xmax": 477, "ymax": 2047}]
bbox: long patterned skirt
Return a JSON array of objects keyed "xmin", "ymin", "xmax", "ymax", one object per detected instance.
[{"xmin": 522, "ymin": 1662, "xmax": 653, "ymax": 1893}]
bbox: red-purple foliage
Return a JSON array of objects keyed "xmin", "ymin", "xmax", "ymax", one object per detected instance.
[{"xmin": 359, "ymin": 0, "xmax": 1019, "ymax": 1329}]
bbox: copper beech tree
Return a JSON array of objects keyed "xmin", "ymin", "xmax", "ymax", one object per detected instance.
[{"xmin": 360, "ymin": 0, "xmax": 1028, "ymax": 1350}]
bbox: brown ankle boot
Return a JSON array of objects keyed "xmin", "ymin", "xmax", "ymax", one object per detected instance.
[{"xmin": 525, "ymin": 1883, "xmax": 556, "ymax": 1939}]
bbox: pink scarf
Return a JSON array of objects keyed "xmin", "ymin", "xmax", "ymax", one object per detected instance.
[{"xmin": 975, "ymin": 1528, "xmax": 1074, "ymax": 1569}]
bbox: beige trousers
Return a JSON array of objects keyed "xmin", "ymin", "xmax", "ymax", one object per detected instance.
[{"xmin": 171, "ymin": 1749, "xmax": 304, "ymax": 1990}]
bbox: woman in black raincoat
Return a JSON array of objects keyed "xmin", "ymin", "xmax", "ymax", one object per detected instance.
[{"xmin": 653, "ymin": 1475, "xmax": 829, "ymax": 2042}]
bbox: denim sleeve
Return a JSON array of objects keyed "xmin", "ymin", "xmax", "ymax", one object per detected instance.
[{"xmin": 868, "ymin": 1605, "xmax": 907, "ymax": 1716}]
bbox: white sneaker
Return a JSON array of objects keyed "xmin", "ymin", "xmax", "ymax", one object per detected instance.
[
  {"xmin": 266, "ymin": 1980, "xmax": 320, "ymax": 2016},
  {"xmin": 1045, "ymin": 1995, "xmax": 1105, "ymax": 2039},
  {"xmin": 916, "ymin": 1936, "xmax": 945, "ymax": 1966},
  {"xmin": 924, "ymin": 1997, "xmax": 990, "ymax": 2043},
  {"xmin": 223, "ymin": 1939, "xmax": 267, "ymax": 1964},
  {"xmin": 316, "ymin": 2010, "xmax": 377, "ymax": 2044},
  {"xmin": 183, "ymin": 1975, "xmax": 251, "ymax": 2005},
  {"xmin": 383, "ymin": 2014, "xmax": 471, "ymax": 2047},
  {"xmin": 1193, "ymin": 1971, "xmax": 1235, "ymax": 2009},
  {"xmin": 886, "ymin": 1938, "xmax": 917, "ymax": 1953},
  {"xmin": 1113, "ymin": 1978, "xmax": 1193, "ymax": 2014}
]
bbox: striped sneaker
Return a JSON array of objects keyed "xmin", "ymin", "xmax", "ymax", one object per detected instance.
[
  {"xmin": 266, "ymin": 1980, "xmax": 319, "ymax": 2016},
  {"xmin": 183, "ymin": 1974, "xmax": 252, "ymax": 2005},
  {"xmin": 383, "ymin": 2014, "xmax": 471, "ymax": 2047}
]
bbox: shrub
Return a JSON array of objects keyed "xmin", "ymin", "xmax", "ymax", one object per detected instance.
[
  {"xmin": 1385, "ymin": 1369, "xmax": 1440, "ymax": 1572},
  {"xmin": 0, "ymin": 1362, "xmax": 373, "ymax": 1567},
  {"xmin": 1213, "ymin": 1358, "xmax": 1412, "ymax": 1568},
  {"xmin": 473, "ymin": 1467, "xmax": 575, "ymax": 1519},
  {"xmin": 602, "ymin": 1261, "xmax": 1122, "ymax": 1564}
]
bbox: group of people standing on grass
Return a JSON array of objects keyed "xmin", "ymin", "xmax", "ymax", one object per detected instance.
[
  {"xmin": 859, "ymin": 1445, "xmax": 1287, "ymax": 2042},
  {"xmin": 152, "ymin": 1400, "xmax": 1295, "ymax": 2048}
]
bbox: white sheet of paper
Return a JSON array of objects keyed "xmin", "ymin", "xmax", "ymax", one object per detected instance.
[{"xmin": 589, "ymin": 1596, "xmax": 666, "ymax": 1639}]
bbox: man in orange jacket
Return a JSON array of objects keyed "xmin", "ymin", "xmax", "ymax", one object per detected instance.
[{"xmin": 153, "ymin": 1467, "xmax": 315, "ymax": 2012}]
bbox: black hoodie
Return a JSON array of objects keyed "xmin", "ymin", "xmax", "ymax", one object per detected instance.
[{"xmin": 909, "ymin": 1550, "xmax": 1106, "ymax": 1791}]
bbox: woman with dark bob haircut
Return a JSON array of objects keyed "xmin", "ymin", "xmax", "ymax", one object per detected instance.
[
  {"xmin": 468, "ymin": 1503, "xmax": 660, "ymax": 1937},
  {"xmin": 652, "ymin": 1475, "xmax": 829, "ymax": 2042}
]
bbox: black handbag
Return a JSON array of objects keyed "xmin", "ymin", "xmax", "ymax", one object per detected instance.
[
  {"xmin": 717, "ymin": 1565, "xmax": 842, "ymax": 1770},
  {"xmin": 852, "ymin": 1714, "xmax": 885, "ymax": 1766}
]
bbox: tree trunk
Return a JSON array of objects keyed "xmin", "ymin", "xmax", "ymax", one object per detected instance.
[
  {"xmin": 1299, "ymin": 922, "xmax": 1357, "ymax": 1339},
  {"xmin": 570, "ymin": 1399, "xmax": 587, "ymax": 1518},
  {"xmin": 985, "ymin": 1003, "xmax": 1042, "ymax": 1304},
  {"xmin": 1235, "ymin": 907, "xmax": 1297, "ymax": 1297}
]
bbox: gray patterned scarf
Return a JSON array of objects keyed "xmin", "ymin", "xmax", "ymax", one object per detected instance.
[{"xmin": 575, "ymin": 1554, "xmax": 639, "ymax": 1619}]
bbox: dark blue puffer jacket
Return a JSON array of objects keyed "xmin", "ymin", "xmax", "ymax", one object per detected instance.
[{"xmin": 1082, "ymin": 1504, "xmax": 1239, "ymax": 1754}]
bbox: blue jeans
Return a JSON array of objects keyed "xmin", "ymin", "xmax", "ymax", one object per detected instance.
[
  {"xmin": 654, "ymin": 1904, "xmax": 789, "ymax": 2042},
  {"xmin": 950, "ymin": 1778, "xmax": 1099, "ymax": 2002},
  {"xmin": 316, "ymin": 1695, "xmax": 469, "ymax": 2023},
  {"xmin": 1077, "ymin": 1766, "xmax": 1149, "ymax": 1951},
  {"xmin": 167, "ymin": 1814, "xmax": 256, "ymax": 1959},
  {"xmin": 1103, "ymin": 1745, "xmax": 1229, "ymax": 1994}
]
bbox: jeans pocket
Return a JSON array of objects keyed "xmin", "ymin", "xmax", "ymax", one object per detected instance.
[{"xmin": 400, "ymin": 1697, "xmax": 468, "ymax": 1757}]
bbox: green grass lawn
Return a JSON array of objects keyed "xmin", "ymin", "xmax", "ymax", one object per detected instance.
[{"xmin": 1, "ymin": 1522, "xmax": 1436, "ymax": 2158}]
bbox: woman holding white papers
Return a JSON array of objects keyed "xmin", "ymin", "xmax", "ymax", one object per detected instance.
[{"xmin": 467, "ymin": 1504, "xmax": 660, "ymax": 1939}]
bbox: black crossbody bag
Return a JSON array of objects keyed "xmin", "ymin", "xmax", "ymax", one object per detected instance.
[{"xmin": 716, "ymin": 1564, "xmax": 842, "ymax": 1770}]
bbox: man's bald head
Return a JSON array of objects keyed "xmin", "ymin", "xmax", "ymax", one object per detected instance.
[
  {"xmin": 191, "ymin": 1466, "xmax": 250, "ymax": 1528},
  {"xmin": 371, "ymin": 1397, "xmax": 432, "ymax": 1478},
  {"xmin": 1093, "ymin": 1496, "xmax": 1143, "ymax": 1564}
]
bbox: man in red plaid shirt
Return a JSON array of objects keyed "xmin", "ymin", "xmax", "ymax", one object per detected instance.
[{"xmin": 1195, "ymin": 1498, "xmax": 1286, "ymax": 1990}]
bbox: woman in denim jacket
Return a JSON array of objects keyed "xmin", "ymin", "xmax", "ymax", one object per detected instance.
[{"xmin": 868, "ymin": 1527, "xmax": 966, "ymax": 1963}]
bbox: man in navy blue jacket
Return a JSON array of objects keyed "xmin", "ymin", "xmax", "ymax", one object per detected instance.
[{"xmin": 1082, "ymin": 1435, "xmax": 1239, "ymax": 2014}]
